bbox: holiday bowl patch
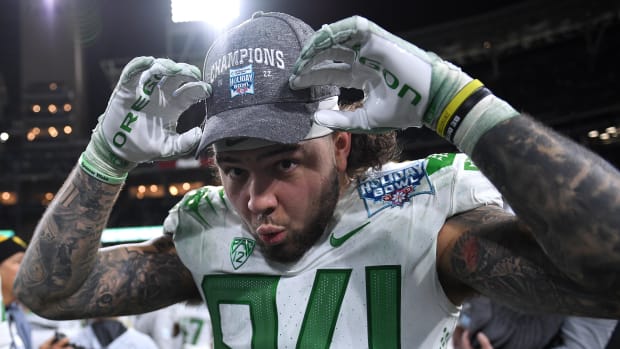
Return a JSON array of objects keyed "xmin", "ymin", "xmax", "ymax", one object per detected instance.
[
  {"xmin": 357, "ymin": 161, "xmax": 434, "ymax": 217},
  {"xmin": 229, "ymin": 64, "xmax": 254, "ymax": 97}
]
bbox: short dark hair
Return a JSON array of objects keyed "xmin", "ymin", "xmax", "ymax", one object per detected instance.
[{"xmin": 346, "ymin": 132, "xmax": 400, "ymax": 178}]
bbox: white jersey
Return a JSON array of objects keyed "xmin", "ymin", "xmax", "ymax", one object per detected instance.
[
  {"xmin": 168, "ymin": 153, "xmax": 503, "ymax": 349},
  {"xmin": 133, "ymin": 304, "xmax": 183, "ymax": 349},
  {"xmin": 71, "ymin": 326, "xmax": 159, "ymax": 349},
  {"xmin": 0, "ymin": 276, "xmax": 7, "ymax": 349},
  {"xmin": 27, "ymin": 312, "xmax": 83, "ymax": 349},
  {"xmin": 173, "ymin": 303, "xmax": 214, "ymax": 349},
  {"xmin": 134, "ymin": 302, "xmax": 214, "ymax": 349},
  {"xmin": 0, "ymin": 321, "xmax": 20, "ymax": 349}
]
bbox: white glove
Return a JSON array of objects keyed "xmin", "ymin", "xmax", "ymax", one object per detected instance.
[
  {"xmin": 290, "ymin": 16, "xmax": 518, "ymax": 152},
  {"xmin": 80, "ymin": 57, "xmax": 211, "ymax": 184}
]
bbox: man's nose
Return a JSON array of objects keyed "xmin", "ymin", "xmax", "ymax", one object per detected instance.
[{"xmin": 247, "ymin": 177, "xmax": 277, "ymax": 217}]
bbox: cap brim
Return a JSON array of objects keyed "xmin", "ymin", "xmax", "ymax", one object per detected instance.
[{"xmin": 196, "ymin": 102, "xmax": 322, "ymax": 156}]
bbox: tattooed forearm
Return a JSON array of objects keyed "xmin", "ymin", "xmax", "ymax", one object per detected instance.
[
  {"xmin": 448, "ymin": 206, "xmax": 620, "ymax": 317},
  {"xmin": 471, "ymin": 115, "xmax": 620, "ymax": 285},
  {"xmin": 43, "ymin": 236, "xmax": 198, "ymax": 319},
  {"xmin": 15, "ymin": 166, "xmax": 123, "ymax": 316},
  {"xmin": 16, "ymin": 165, "xmax": 200, "ymax": 319}
]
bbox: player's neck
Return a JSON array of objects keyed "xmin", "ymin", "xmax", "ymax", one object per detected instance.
[{"xmin": 339, "ymin": 175, "xmax": 354, "ymax": 197}]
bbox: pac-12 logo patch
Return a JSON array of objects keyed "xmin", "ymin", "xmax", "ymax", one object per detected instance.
[
  {"xmin": 230, "ymin": 64, "xmax": 254, "ymax": 97},
  {"xmin": 230, "ymin": 237, "xmax": 255, "ymax": 270},
  {"xmin": 357, "ymin": 161, "xmax": 434, "ymax": 217}
]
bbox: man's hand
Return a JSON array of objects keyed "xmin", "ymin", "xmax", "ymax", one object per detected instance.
[
  {"xmin": 458, "ymin": 330, "xmax": 494, "ymax": 349},
  {"xmin": 80, "ymin": 57, "xmax": 211, "ymax": 184},
  {"xmin": 289, "ymin": 16, "xmax": 518, "ymax": 153},
  {"xmin": 39, "ymin": 332, "xmax": 77, "ymax": 349}
]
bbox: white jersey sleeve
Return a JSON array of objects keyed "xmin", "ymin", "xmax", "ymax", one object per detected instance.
[{"xmin": 424, "ymin": 153, "xmax": 503, "ymax": 216}]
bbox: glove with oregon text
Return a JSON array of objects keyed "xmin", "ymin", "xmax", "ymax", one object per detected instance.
[
  {"xmin": 289, "ymin": 16, "xmax": 518, "ymax": 153},
  {"xmin": 80, "ymin": 57, "xmax": 211, "ymax": 184}
]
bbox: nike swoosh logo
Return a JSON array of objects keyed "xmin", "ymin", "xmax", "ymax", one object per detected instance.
[{"xmin": 330, "ymin": 221, "xmax": 371, "ymax": 247}]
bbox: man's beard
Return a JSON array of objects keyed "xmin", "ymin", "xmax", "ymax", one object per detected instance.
[{"xmin": 262, "ymin": 166, "xmax": 340, "ymax": 264}]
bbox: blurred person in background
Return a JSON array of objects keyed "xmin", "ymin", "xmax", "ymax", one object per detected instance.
[
  {"xmin": 133, "ymin": 302, "xmax": 213, "ymax": 349},
  {"xmin": 133, "ymin": 304, "xmax": 183, "ymax": 349},
  {"xmin": 69, "ymin": 316, "xmax": 158, "ymax": 349},
  {"xmin": 452, "ymin": 296, "xmax": 617, "ymax": 349},
  {"xmin": 1, "ymin": 232, "xmax": 74, "ymax": 349},
  {"xmin": 174, "ymin": 302, "xmax": 214, "ymax": 349},
  {"xmin": 26, "ymin": 313, "xmax": 83, "ymax": 349}
]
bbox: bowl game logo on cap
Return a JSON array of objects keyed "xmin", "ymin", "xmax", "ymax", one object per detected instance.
[
  {"xmin": 230, "ymin": 64, "xmax": 254, "ymax": 97},
  {"xmin": 205, "ymin": 47, "xmax": 286, "ymax": 86}
]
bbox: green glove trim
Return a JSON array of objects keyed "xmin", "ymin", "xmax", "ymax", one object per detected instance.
[{"xmin": 79, "ymin": 153, "xmax": 128, "ymax": 185}]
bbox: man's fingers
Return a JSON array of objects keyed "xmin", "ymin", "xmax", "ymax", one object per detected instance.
[
  {"xmin": 293, "ymin": 46, "xmax": 354, "ymax": 74},
  {"xmin": 476, "ymin": 332, "xmax": 494, "ymax": 349},
  {"xmin": 461, "ymin": 330, "xmax": 474, "ymax": 349},
  {"xmin": 120, "ymin": 56, "xmax": 155, "ymax": 83},
  {"xmin": 173, "ymin": 81, "xmax": 212, "ymax": 102},
  {"xmin": 314, "ymin": 109, "xmax": 370, "ymax": 131},
  {"xmin": 156, "ymin": 126, "xmax": 202, "ymax": 161},
  {"xmin": 176, "ymin": 126, "xmax": 202, "ymax": 155},
  {"xmin": 291, "ymin": 64, "xmax": 353, "ymax": 89}
]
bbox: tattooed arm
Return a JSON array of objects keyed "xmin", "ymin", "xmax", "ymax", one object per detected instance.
[
  {"xmin": 14, "ymin": 166, "xmax": 200, "ymax": 320},
  {"xmin": 438, "ymin": 205, "xmax": 620, "ymax": 317},
  {"xmin": 438, "ymin": 115, "xmax": 620, "ymax": 317},
  {"xmin": 13, "ymin": 57, "xmax": 208, "ymax": 319},
  {"xmin": 472, "ymin": 116, "xmax": 620, "ymax": 286}
]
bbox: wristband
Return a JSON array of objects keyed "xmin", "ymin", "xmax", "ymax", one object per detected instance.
[
  {"xmin": 434, "ymin": 77, "xmax": 519, "ymax": 154},
  {"xmin": 443, "ymin": 87, "xmax": 491, "ymax": 142},
  {"xmin": 79, "ymin": 153, "xmax": 128, "ymax": 185},
  {"xmin": 435, "ymin": 79, "xmax": 484, "ymax": 137},
  {"xmin": 452, "ymin": 95, "xmax": 519, "ymax": 154}
]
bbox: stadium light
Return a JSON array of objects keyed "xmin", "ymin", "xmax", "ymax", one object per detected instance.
[
  {"xmin": 0, "ymin": 230, "xmax": 16, "ymax": 237},
  {"xmin": 171, "ymin": 0, "xmax": 240, "ymax": 29},
  {"xmin": 101, "ymin": 226, "xmax": 164, "ymax": 244}
]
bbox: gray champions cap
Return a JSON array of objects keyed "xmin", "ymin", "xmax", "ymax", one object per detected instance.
[{"xmin": 196, "ymin": 11, "xmax": 339, "ymax": 154}]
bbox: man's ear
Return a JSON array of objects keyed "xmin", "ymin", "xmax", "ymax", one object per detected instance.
[{"xmin": 332, "ymin": 132, "xmax": 351, "ymax": 173}]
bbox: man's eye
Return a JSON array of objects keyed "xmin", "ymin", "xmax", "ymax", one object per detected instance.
[
  {"xmin": 225, "ymin": 167, "xmax": 246, "ymax": 178},
  {"xmin": 278, "ymin": 160, "xmax": 297, "ymax": 171}
]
